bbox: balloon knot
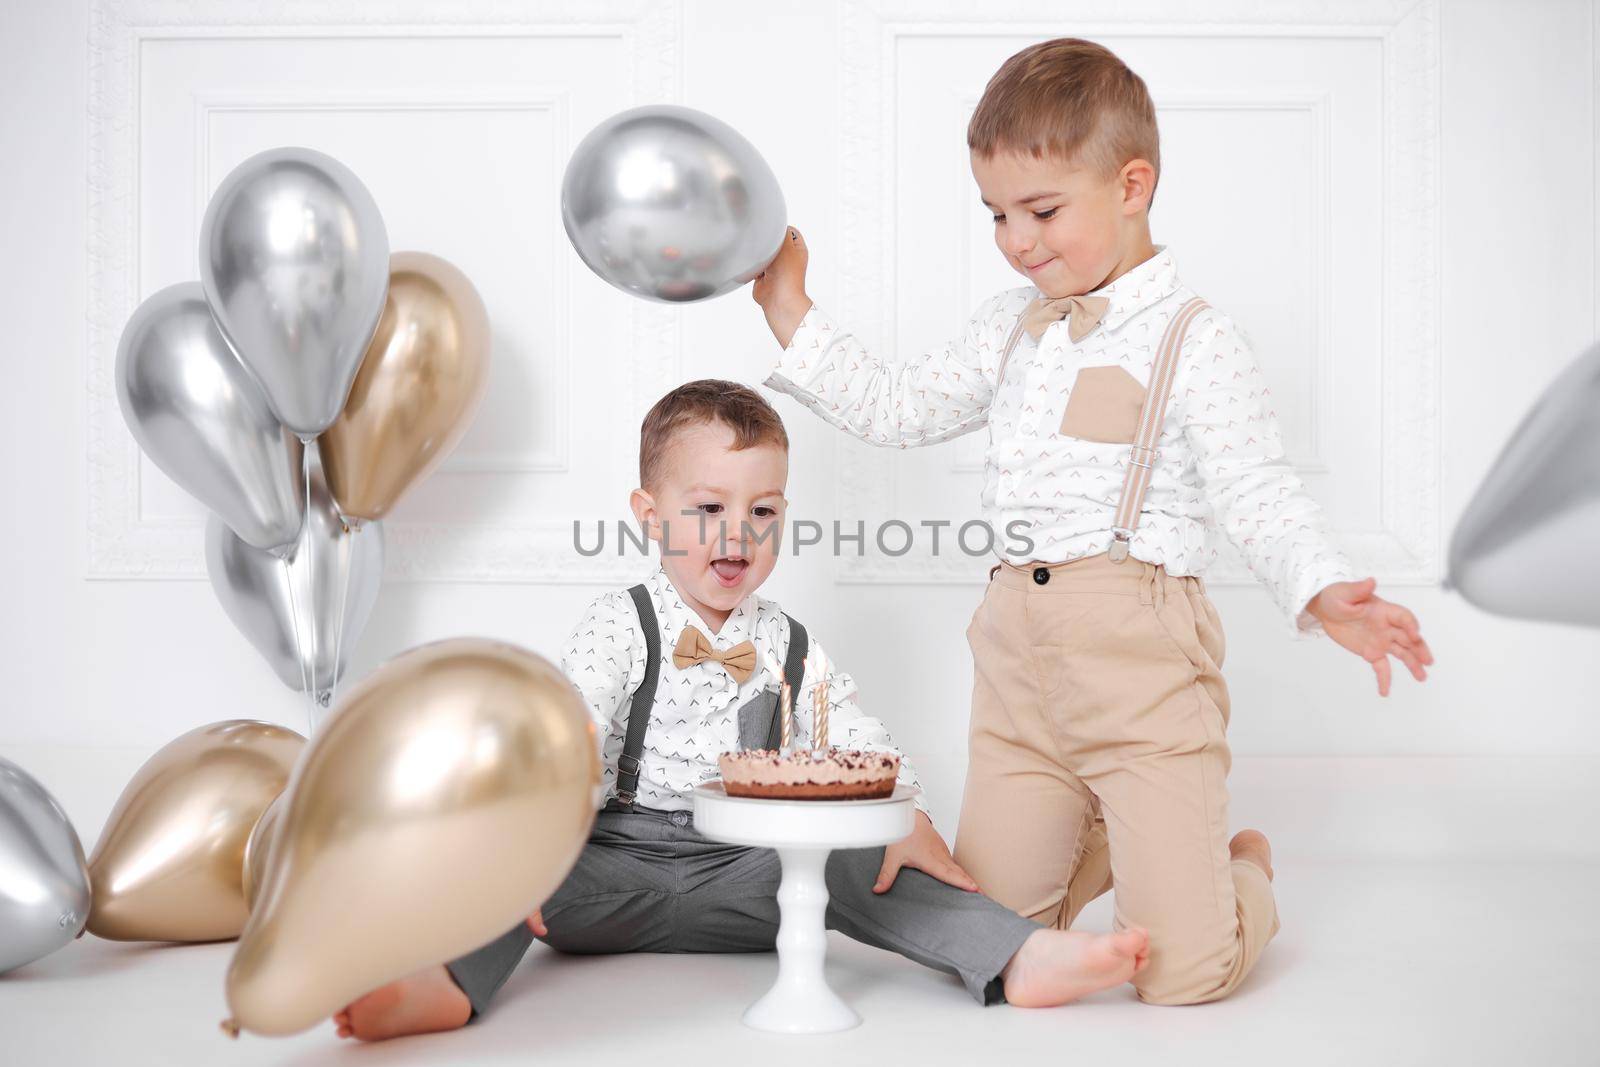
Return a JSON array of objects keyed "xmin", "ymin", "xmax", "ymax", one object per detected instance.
[{"xmin": 220, "ymin": 1018, "xmax": 241, "ymax": 1040}]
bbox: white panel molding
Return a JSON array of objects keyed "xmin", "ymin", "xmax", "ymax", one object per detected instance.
[
  {"xmin": 835, "ymin": 0, "xmax": 1439, "ymax": 586},
  {"xmin": 87, "ymin": 0, "xmax": 682, "ymax": 582}
]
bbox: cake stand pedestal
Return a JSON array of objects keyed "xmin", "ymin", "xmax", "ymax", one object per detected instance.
[{"xmin": 691, "ymin": 781, "xmax": 918, "ymax": 1034}]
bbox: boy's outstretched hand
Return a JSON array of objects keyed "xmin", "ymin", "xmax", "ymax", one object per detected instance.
[
  {"xmin": 874, "ymin": 810, "xmax": 981, "ymax": 894},
  {"xmin": 1308, "ymin": 578, "xmax": 1435, "ymax": 696},
  {"xmin": 752, "ymin": 226, "xmax": 812, "ymax": 347}
]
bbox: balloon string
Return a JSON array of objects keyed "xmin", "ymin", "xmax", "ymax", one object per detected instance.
[
  {"xmin": 328, "ymin": 530, "xmax": 352, "ymax": 711},
  {"xmin": 282, "ymin": 552, "xmax": 313, "ymax": 736},
  {"xmin": 302, "ymin": 444, "xmax": 317, "ymax": 735}
]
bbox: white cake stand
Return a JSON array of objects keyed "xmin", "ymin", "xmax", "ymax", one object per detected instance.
[{"xmin": 691, "ymin": 780, "xmax": 919, "ymax": 1034}]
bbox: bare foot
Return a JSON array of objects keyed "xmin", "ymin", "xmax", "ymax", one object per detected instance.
[
  {"xmin": 1001, "ymin": 927, "xmax": 1150, "ymax": 1008},
  {"xmin": 1230, "ymin": 829, "xmax": 1274, "ymax": 880},
  {"xmin": 332, "ymin": 965, "xmax": 471, "ymax": 1042}
]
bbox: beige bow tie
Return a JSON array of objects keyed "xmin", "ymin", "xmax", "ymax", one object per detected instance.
[
  {"xmin": 672, "ymin": 625, "xmax": 758, "ymax": 685},
  {"xmin": 1021, "ymin": 294, "xmax": 1111, "ymax": 343}
]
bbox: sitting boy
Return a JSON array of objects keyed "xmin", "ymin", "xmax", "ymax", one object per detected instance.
[{"xmin": 334, "ymin": 380, "xmax": 1150, "ymax": 1041}]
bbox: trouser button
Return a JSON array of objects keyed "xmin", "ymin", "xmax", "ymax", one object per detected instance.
[
  {"xmin": 670, "ymin": 810, "xmax": 690, "ymax": 827},
  {"xmin": 1033, "ymin": 567, "xmax": 1050, "ymax": 585}
]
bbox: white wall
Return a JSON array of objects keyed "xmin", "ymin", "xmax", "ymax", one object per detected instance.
[{"xmin": 2, "ymin": 0, "xmax": 1598, "ymax": 832}]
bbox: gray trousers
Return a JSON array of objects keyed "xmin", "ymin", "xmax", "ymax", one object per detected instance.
[{"xmin": 446, "ymin": 806, "xmax": 1040, "ymax": 1016}]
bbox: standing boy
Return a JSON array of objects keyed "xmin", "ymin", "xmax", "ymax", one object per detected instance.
[{"xmin": 754, "ymin": 39, "xmax": 1433, "ymax": 1003}]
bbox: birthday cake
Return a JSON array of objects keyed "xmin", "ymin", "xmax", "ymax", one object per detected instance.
[
  {"xmin": 718, "ymin": 748, "xmax": 899, "ymax": 800},
  {"xmin": 720, "ymin": 655, "xmax": 898, "ymax": 799}
]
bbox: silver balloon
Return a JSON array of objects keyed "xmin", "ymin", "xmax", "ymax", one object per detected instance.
[
  {"xmin": 0, "ymin": 759, "xmax": 90, "ymax": 974},
  {"xmin": 1449, "ymin": 342, "xmax": 1600, "ymax": 626},
  {"xmin": 561, "ymin": 105, "xmax": 787, "ymax": 303},
  {"xmin": 115, "ymin": 282, "xmax": 305, "ymax": 552},
  {"xmin": 200, "ymin": 147, "xmax": 390, "ymax": 438},
  {"xmin": 206, "ymin": 458, "xmax": 385, "ymax": 710}
]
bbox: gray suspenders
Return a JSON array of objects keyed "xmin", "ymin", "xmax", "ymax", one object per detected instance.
[
  {"xmin": 612, "ymin": 583, "xmax": 808, "ymax": 810},
  {"xmin": 613, "ymin": 584, "xmax": 661, "ymax": 809},
  {"xmin": 995, "ymin": 295, "xmax": 1209, "ymax": 564}
]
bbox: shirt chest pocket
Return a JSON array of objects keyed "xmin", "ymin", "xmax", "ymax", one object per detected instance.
[{"xmin": 1058, "ymin": 365, "xmax": 1147, "ymax": 444}]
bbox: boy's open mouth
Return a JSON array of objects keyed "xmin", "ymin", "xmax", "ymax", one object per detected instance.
[{"xmin": 710, "ymin": 556, "xmax": 748, "ymax": 587}]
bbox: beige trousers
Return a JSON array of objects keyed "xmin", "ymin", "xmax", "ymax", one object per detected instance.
[{"xmin": 952, "ymin": 553, "xmax": 1279, "ymax": 1005}]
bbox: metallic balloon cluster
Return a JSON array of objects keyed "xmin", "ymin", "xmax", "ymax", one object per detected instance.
[
  {"xmin": 5, "ymin": 147, "xmax": 502, "ymax": 981},
  {"xmin": 34, "ymin": 639, "xmax": 596, "ymax": 1043},
  {"xmin": 114, "ymin": 148, "xmax": 490, "ymax": 725}
]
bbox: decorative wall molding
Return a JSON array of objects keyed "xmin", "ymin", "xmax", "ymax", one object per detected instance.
[
  {"xmin": 86, "ymin": 0, "xmax": 682, "ymax": 582},
  {"xmin": 835, "ymin": 0, "xmax": 1440, "ymax": 586}
]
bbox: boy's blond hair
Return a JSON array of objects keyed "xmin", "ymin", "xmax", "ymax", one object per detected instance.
[{"xmin": 968, "ymin": 38, "xmax": 1159, "ymax": 189}]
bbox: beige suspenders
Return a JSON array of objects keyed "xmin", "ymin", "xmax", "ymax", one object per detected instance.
[
  {"xmin": 994, "ymin": 312, "xmax": 1031, "ymax": 388},
  {"xmin": 994, "ymin": 296, "xmax": 1209, "ymax": 565},
  {"xmin": 1107, "ymin": 296, "xmax": 1208, "ymax": 562}
]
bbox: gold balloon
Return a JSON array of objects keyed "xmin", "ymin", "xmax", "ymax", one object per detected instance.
[
  {"xmin": 224, "ymin": 638, "xmax": 598, "ymax": 1037},
  {"xmin": 240, "ymin": 791, "xmax": 286, "ymax": 911},
  {"xmin": 319, "ymin": 251, "xmax": 491, "ymax": 523},
  {"xmin": 86, "ymin": 721, "xmax": 305, "ymax": 942}
]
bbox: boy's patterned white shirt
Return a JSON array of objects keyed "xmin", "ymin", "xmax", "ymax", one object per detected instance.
[
  {"xmin": 561, "ymin": 567, "xmax": 925, "ymax": 812},
  {"xmin": 764, "ymin": 247, "xmax": 1357, "ymax": 635}
]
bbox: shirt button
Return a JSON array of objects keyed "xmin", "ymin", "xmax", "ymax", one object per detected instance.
[
  {"xmin": 670, "ymin": 811, "xmax": 690, "ymax": 827},
  {"xmin": 1033, "ymin": 567, "xmax": 1050, "ymax": 585}
]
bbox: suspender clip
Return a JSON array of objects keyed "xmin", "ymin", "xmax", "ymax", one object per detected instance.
[{"xmin": 1108, "ymin": 530, "xmax": 1133, "ymax": 564}]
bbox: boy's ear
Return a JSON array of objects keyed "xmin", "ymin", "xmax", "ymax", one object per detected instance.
[
  {"xmin": 629, "ymin": 488, "xmax": 662, "ymax": 543},
  {"xmin": 1120, "ymin": 158, "xmax": 1157, "ymax": 215}
]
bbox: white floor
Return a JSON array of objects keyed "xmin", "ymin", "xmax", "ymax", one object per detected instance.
[{"xmin": 4, "ymin": 752, "xmax": 1599, "ymax": 1066}]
